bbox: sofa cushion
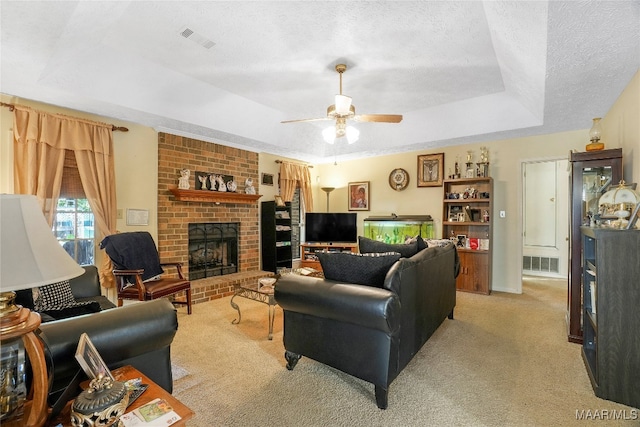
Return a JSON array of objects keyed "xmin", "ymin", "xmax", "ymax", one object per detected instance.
[
  {"xmin": 317, "ymin": 251, "xmax": 402, "ymax": 288},
  {"xmin": 405, "ymin": 235, "xmax": 428, "ymax": 251},
  {"xmin": 41, "ymin": 302, "xmax": 102, "ymax": 321},
  {"xmin": 425, "ymin": 238, "xmax": 453, "ymax": 248},
  {"xmin": 33, "ymin": 279, "xmax": 102, "ymax": 321},
  {"xmin": 33, "ymin": 280, "xmax": 76, "ymax": 311},
  {"xmin": 358, "ymin": 236, "xmax": 419, "ymax": 258}
]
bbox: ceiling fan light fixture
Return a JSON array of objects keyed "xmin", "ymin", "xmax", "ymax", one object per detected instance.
[
  {"xmin": 335, "ymin": 94, "xmax": 352, "ymax": 115},
  {"xmin": 322, "ymin": 126, "xmax": 336, "ymax": 144},
  {"xmin": 346, "ymin": 126, "xmax": 359, "ymax": 144}
]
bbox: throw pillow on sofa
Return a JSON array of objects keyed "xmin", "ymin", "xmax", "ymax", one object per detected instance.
[
  {"xmin": 32, "ymin": 280, "xmax": 101, "ymax": 321},
  {"xmin": 425, "ymin": 239, "xmax": 453, "ymax": 248},
  {"xmin": 317, "ymin": 251, "xmax": 401, "ymax": 288},
  {"xmin": 358, "ymin": 236, "xmax": 421, "ymax": 258},
  {"xmin": 33, "ymin": 280, "xmax": 76, "ymax": 311}
]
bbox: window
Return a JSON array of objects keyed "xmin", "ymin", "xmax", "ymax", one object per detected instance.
[
  {"xmin": 52, "ymin": 150, "xmax": 94, "ymax": 265},
  {"xmin": 54, "ymin": 198, "xmax": 95, "ymax": 266}
]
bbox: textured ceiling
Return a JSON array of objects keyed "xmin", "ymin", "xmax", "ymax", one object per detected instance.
[{"xmin": 1, "ymin": 1, "xmax": 638, "ymax": 163}]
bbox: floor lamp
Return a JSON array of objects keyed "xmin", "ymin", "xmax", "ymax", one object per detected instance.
[
  {"xmin": 321, "ymin": 187, "xmax": 335, "ymax": 212},
  {"xmin": 0, "ymin": 195, "xmax": 84, "ymax": 427}
]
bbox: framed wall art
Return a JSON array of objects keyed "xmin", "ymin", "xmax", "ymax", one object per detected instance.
[
  {"xmin": 261, "ymin": 173, "xmax": 274, "ymax": 186},
  {"xmin": 348, "ymin": 181, "xmax": 370, "ymax": 211},
  {"xmin": 417, "ymin": 153, "xmax": 444, "ymax": 187}
]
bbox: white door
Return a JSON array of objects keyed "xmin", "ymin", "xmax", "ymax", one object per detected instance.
[{"xmin": 522, "ymin": 159, "xmax": 569, "ymax": 278}]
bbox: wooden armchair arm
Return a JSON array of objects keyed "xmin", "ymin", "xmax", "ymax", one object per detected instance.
[
  {"xmin": 159, "ymin": 262, "xmax": 186, "ymax": 279},
  {"xmin": 112, "ymin": 269, "xmax": 145, "ymax": 275},
  {"xmin": 112, "ymin": 269, "xmax": 147, "ymax": 300}
]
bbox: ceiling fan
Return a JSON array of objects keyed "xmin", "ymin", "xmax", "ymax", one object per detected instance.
[{"xmin": 281, "ymin": 64, "xmax": 403, "ymax": 143}]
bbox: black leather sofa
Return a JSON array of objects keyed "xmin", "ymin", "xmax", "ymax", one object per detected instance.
[
  {"xmin": 275, "ymin": 242, "xmax": 458, "ymax": 409},
  {"xmin": 16, "ymin": 266, "xmax": 179, "ymax": 406}
]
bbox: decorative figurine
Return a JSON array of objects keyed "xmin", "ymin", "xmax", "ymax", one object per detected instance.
[
  {"xmin": 477, "ymin": 146, "xmax": 490, "ymax": 177},
  {"xmin": 226, "ymin": 179, "xmax": 237, "ymax": 192},
  {"xmin": 198, "ymin": 174, "xmax": 208, "ymax": 190},
  {"xmin": 465, "ymin": 151, "xmax": 474, "ymax": 178},
  {"xmin": 480, "ymin": 146, "xmax": 489, "ymax": 163},
  {"xmin": 178, "ymin": 169, "xmax": 190, "ymax": 190},
  {"xmin": 215, "ymin": 175, "xmax": 227, "ymax": 192},
  {"xmin": 245, "ymin": 178, "xmax": 256, "ymax": 194}
]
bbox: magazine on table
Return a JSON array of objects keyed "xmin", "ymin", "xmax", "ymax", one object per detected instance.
[{"xmin": 120, "ymin": 398, "xmax": 181, "ymax": 426}]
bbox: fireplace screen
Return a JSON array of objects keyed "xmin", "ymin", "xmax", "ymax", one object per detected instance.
[{"xmin": 188, "ymin": 223, "xmax": 238, "ymax": 280}]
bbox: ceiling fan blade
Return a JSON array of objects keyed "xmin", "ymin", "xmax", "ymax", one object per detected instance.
[
  {"xmin": 281, "ymin": 117, "xmax": 331, "ymax": 124},
  {"xmin": 353, "ymin": 114, "xmax": 403, "ymax": 123}
]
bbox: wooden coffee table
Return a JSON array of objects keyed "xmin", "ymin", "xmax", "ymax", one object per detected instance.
[{"xmin": 48, "ymin": 365, "xmax": 194, "ymax": 426}]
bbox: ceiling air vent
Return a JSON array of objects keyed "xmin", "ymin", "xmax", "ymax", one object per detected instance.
[{"xmin": 178, "ymin": 26, "xmax": 215, "ymax": 49}]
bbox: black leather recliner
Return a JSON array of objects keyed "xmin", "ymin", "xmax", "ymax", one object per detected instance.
[{"xmin": 275, "ymin": 243, "xmax": 458, "ymax": 409}]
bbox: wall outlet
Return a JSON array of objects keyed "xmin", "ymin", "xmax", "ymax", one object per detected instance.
[{"xmin": 499, "ymin": 210, "xmax": 506, "ymax": 218}]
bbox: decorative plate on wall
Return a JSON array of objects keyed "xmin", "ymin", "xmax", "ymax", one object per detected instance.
[{"xmin": 389, "ymin": 168, "xmax": 409, "ymax": 191}]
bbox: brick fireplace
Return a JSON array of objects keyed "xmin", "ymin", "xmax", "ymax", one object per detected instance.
[{"xmin": 157, "ymin": 133, "xmax": 270, "ymax": 304}]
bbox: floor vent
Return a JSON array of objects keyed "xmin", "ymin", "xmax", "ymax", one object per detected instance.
[{"xmin": 523, "ymin": 256, "xmax": 559, "ymax": 273}]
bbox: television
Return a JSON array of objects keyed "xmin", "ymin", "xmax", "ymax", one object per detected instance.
[{"xmin": 305, "ymin": 213, "xmax": 358, "ymax": 243}]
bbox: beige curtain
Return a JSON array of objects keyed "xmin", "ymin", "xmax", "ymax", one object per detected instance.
[
  {"xmin": 13, "ymin": 106, "xmax": 118, "ymax": 288},
  {"xmin": 279, "ymin": 162, "xmax": 313, "ymax": 212}
]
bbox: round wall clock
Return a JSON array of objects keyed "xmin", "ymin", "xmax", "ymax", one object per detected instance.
[{"xmin": 389, "ymin": 168, "xmax": 410, "ymax": 191}]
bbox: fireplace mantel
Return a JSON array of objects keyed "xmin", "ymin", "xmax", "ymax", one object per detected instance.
[{"xmin": 169, "ymin": 187, "xmax": 262, "ymax": 204}]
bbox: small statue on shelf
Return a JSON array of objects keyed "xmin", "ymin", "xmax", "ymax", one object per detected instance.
[
  {"xmin": 245, "ymin": 178, "xmax": 256, "ymax": 194},
  {"xmin": 198, "ymin": 174, "xmax": 209, "ymax": 190},
  {"xmin": 215, "ymin": 175, "xmax": 227, "ymax": 192},
  {"xmin": 477, "ymin": 146, "xmax": 490, "ymax": 177},
  {"xmin": 178, "ymin": 169, "xmax": 190, "ymax": 190}
]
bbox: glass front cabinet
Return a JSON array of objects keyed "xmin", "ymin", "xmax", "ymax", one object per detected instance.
[{"xmin": 567, "ymin": 148, "xmax": 622, "ymax": 344}]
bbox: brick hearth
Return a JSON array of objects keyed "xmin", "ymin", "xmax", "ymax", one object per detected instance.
[{"xmin": 157, "ymin": 133, "xmax": 271, "ymax": 303}]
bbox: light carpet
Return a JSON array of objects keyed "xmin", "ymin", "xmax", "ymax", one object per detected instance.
[{"xmin": 169, "ymin": 278, "xmax": 638, "ymax": 426}]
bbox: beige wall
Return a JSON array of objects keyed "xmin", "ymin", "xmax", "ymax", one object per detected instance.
[
  {"xmin": 2, "ymin": 69, "xmax": 638, "ymax": 293},
  {"xmin": 602, "ymin": 69, "xmax": 640, "ymax": 185},
  {"xmin": 316, "ymin": 131, "xmax": 590, "ymax": 294}
]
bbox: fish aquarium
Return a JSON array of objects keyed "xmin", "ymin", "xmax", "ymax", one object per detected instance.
[{"xmin": 363, "ymin": 215, "xmax": 434, "ymax": 244}]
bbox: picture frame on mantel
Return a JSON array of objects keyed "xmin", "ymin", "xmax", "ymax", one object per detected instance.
[{"xmin": 417, "ymin": 153, "xmax": 444, "ymax": 187}]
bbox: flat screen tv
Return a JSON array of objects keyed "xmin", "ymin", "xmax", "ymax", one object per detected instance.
[{"xmin": 305, "ymin": 213, "xmax": 357, "ymax": 243}]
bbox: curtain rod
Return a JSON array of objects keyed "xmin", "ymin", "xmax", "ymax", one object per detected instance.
[
  {"xmin": 1, "ymin": 101, "xmax": 129, "ymax": 132},
  {"xmin": 275, "ymin": 159, "xmax": 313, "ymax": 168}
]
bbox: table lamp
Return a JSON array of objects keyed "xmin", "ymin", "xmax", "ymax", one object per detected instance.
[{"xmin": 1, "ymin": 194, "xmax": 84, "ymax": 426}]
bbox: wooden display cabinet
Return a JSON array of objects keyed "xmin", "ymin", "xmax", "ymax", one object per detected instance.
[
  {"xmin": 568, "ymin": 149, "xmax": 622, "ymax": 343},
  {"xmin": 442, "ymin": 177, "xmax": 493, "ymax": 294}
]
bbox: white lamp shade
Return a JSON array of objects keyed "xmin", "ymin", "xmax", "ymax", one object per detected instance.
[
  {"xmin": 346, "ymin": 126, "xmax": 360, "ymax": 144},
  {"xmin": 334, "ymin": 95, "xmax": 352, "ymax": 115},
  {"xmin": 322, "ymin": 126, "xmax": 336, "ymax": 144},
  {"xmin": 1, "ymin": 194, "xmax": 84, "ymax": 291}
]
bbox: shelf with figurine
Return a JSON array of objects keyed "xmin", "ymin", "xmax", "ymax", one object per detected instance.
[
  {"xmin": 170, "ymin": 169, "xmax": 261, "ymax": 204},
  {"xmin": 443, "ymin": 151, "xmax": 493, "ymax": 295}
]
